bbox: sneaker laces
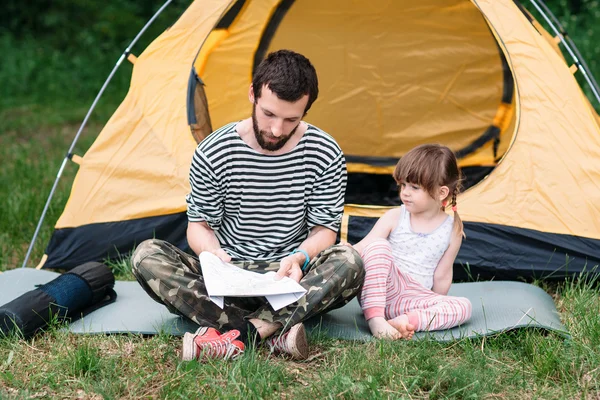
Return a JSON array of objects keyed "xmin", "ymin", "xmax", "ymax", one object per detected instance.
[
  {"xmin": 267, "ymin": 331, "xmax": 290, "ymax": 352},
  {"xmin": 195, "ymin": 329, "xmax": 243, "ymax": 360},
  {"xmin": 198, "ymin": 340, "xmax": 241, "ymax": 360}
]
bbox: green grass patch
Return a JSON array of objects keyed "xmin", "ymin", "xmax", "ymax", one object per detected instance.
[
  {"xmin": 0, "ymin": 34, "xmax": 131, "ymax": 134},
  {"xmin": 0, "ymin": 281, "xmax": 598, "ymax": 399},
  {"xmin": 0, "ymin": 124, "xmax": 97, "ymax": 270}
]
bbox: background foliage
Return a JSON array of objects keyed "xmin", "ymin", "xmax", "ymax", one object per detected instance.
[{"xmin": 0, "ymin": 0, "xmax": 189, "ymax": 127}]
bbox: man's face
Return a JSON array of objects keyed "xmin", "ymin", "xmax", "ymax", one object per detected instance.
[{"xmin": 251, "ymin": 86, "xmax": 308, "ymax": 151}]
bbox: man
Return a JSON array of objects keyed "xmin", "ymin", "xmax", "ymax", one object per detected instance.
[{"xmin": 131, "ymin": 50, "xmax": 364, "ymax": 361}]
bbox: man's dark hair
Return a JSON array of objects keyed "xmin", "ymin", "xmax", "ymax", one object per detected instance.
[{"xmin": 252, "ymin": 50, "xmax": 319, "ymax": 114}]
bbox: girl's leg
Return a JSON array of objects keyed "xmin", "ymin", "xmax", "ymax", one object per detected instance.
[
  {"xmin": 387, "ymin": 272, "xmax": 472, "ymax": 332},
  {"xmin": 408, "ymin": 295, "xmax": 472, "ymax": 331},
  {"xmin": 383, "ymin": 267, "xmax": 419, "ymax": 338},
  {"xmin": 358, "ymin": 239, "xmax": 402, "ymax": 338}
]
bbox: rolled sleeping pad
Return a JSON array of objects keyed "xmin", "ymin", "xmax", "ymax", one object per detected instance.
[{"xmin": 0, "ymin": 262, "xmax": 116, "ymax": 338}]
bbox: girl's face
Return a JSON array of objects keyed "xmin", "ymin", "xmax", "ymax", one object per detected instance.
[{"xmin": 399, "ymin": 182, "xmax": 446, "ymax": 214}]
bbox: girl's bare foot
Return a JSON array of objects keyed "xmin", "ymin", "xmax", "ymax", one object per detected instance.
[
  {"xmin": 388, "ymin": 314, "xmax": 415, "ymax": 339},
  {"xmin": 367, "ymin": 317, "xmax": 401, "ymax": 339}
]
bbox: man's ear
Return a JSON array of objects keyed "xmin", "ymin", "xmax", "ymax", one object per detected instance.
[
  {"xmin": 248, "ymin": 84, "xmax": 255, "ymax": 103},
  {"xmin": 439, "ymin": 186, "xmax": 450, "ymax": 202}
]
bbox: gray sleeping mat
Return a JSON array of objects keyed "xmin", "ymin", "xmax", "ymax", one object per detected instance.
[{"xmin": 0, "ymin": 268, "xmax": 567, "ymax": 341}]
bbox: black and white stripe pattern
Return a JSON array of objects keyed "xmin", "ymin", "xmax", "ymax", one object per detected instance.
[{"xmin": 186, "ymin": 122, "xmax": 346, "ymax": 261}]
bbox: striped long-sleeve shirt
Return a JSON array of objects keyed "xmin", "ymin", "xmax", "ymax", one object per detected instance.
[{"xmin": 186, "ymin": 122, "xmax": 346, "ymax": 261}]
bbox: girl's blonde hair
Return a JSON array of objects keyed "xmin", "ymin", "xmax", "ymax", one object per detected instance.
[{"xmin": 393, "ymin": 144, "xmax": 464, "ymax": 237}]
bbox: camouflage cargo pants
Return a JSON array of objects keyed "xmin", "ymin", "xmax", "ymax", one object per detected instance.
[{"xmin": 131, "ymin": 239, "xmax": 364, "ymax": 333}]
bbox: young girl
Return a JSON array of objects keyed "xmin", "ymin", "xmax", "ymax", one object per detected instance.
[{"xmin": 353, "ymin": 144, "xmax": 472, "ymax": 339}]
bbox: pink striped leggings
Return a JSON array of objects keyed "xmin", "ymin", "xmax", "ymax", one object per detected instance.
[{"xmin": 358, "ymin": 239, "xmax": 472, "ymax": 332}]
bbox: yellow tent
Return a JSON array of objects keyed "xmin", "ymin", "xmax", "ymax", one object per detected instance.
[{"xmin": 39, "ymin": 0, "xmax": 600, "ymax": 280}]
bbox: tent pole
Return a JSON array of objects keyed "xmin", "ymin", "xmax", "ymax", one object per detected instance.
[
  {"xmin": 529, "ymin": 0, "xmax": 600, "ymax": 106},
  {"xmin": 20, "ymin": 0, "xmax": 174, "ymax": 269}
]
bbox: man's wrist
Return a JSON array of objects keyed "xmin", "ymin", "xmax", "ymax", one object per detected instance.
[
  {"xmin": 290, "ymin": 249, "xmax": 310, "ymax": 271},
  {"xmin": 290, "ymin": 252, "xmax": 305, "ymax": 264}
]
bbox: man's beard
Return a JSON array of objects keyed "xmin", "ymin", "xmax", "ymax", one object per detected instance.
[{"xmin": 252, "ymin": 104, "xmax": 300, "ymax": 151}]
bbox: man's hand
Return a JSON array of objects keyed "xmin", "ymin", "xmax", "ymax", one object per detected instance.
[
  {"xmin": 275, "ymin": 253, "xmax": 305, "ymax": 283},
  {"xmin": 208, "ymin": 248, "xmax": 231, "ymax": 263}
]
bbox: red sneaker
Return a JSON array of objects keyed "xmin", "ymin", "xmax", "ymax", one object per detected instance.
[
  {"xmin": 182, "ymin": 327, "xmax": 245, "ymax": 361},
  {"xmin": 264, "ymin": 323, "xmax": 309, "ymax": 360}
]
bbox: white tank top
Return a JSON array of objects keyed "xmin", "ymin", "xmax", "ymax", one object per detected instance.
[{"xmin": 387, "ymin": 205, "xmax": 453, "ymax": 290}]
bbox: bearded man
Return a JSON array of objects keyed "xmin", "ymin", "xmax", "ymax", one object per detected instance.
[{"xmin": 131, "ymin": 50, "xmax": 364, "ymax": 362}]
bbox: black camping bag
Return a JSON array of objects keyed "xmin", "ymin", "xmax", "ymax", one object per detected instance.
[{"xmin": 0, "ymin": 262, "xmax": 116, "ymax": 338}]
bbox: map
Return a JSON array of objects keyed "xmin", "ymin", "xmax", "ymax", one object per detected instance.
[{"xmin": 199, "ymin": 251, "xmax": 307, "ymax": 311}]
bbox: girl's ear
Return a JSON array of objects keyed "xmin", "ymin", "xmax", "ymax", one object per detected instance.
[{"xmin": 438, "ymin": 185, "xmax": 450, "ymax": 202}]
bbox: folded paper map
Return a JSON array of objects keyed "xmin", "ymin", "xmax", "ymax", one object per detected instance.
[{"xmin": 199, "ymin": 252, "xmax": 307, "ymax": 311}]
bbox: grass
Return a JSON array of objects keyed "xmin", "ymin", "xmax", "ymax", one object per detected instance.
[
  {"xmin": 0, "ymin": 279, "xmax": 598, "ymax": 398},
  {"xmin": 2, "ymin": 1, "xmax": 600, "ymax": 398},
  {"xmin": 0, "ymin": 123, "xmax": 97, "ymax": 270}
]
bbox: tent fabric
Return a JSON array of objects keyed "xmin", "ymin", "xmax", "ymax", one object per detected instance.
[
  {"xmin": 44, "ymin": 213, "xmax": 189, "ymax": 270},
  {"xmin": 53, "ymin": 0, "xmax": 231, "ymax": 229},
  {"xmin": 456, "ymin": 222, "xmax": 600, "ymax": 281},
  {"xmin": 44, "ymin": 0, "xmax": 232, "ymax": 269},
  {"xmin": 41, "ymin": 0, "xmax": 600, "ymax": 280},
  {"xmin": 460, "ymin": 1, "xmax": 600, "ymax": 240},
  {"xmin": 199, "ymin": 0, "xmax": 513, "ymax": 165}
]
